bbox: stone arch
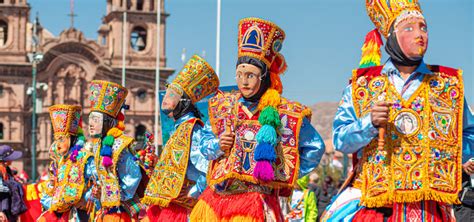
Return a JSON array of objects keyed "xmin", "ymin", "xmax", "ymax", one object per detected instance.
[
  {"xmin": 38, "ymin": 42, "xmax": 102, "ymax": 73},
  {"xmin": 38, "ymin": 42, "xmax": 110, "ymax": 108}
]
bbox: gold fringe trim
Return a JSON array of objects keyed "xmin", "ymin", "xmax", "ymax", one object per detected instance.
[
  {"xmin": 361, "ymin": 193, "xmax": 392, "ymax": 208},
  {"xmin": 208, "ymin": 171, "xmax": 293, "ymax": 190},
  {"xmin": 222, "ymin": 216, "xmax": 260, "ymax": 222},
  {"xmin": 362, "ymin": 190, "xmax": 461, "ymax": 208},
  {"xmin": 190, "ymin": 200, "xmax": 219, "ymax": 222},
  {"xmin": 140, "ymin": 196, "xmax": 171, "ymax": 208}
]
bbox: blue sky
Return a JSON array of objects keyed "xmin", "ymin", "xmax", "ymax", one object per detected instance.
[{"xmin": 29, "ymin": 0, "xmax": 473, "ymax": 105}]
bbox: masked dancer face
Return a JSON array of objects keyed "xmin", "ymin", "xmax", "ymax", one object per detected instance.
[
  {"xmin": 235, "ymin": 63, "xmax": 262, "ymax": 98},
  {"xmin": 161, "ymin": 87, "xmax": 182, "ymax": 117},
  {"xmin": 51, "ymin": 135, "xmax": 71, "ymax": 157},
  {"xmin": 88, "ymin": 111, "xmax": 104, "ymax": 137},
  {"xmin": 395, "ymin": 17, "xmax": 428, "ymax": 60}
]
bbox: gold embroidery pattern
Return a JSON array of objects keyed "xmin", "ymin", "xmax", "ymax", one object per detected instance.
[
  {"xmin": 50, "ymin": 151, "xmax": 92, "ymax": 213},
  {"xmin": 352, "ymin": 67, "xmax": 464, "ymax": 207},
  {"xmin": 207, "ymin": 92, "xmax": 309, "ymax": 190},
  {"xmin": 142, "ymin": 119, "xmax": 199, "ymax": 209},
  {"xmin": 95, "ymin": 135, "xmax": 134, "ymax": 208}
]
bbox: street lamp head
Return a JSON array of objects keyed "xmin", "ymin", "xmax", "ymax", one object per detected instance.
[{"xmin": 38, "ymin": 83, "xmax": 48, "ymax": 91}]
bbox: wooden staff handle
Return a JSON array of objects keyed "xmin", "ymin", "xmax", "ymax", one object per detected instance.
[{"xmin": 377, "ymin": 127, "xmax": 386, "ymax": 151}]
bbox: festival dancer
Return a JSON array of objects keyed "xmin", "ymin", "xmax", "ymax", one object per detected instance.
[
  {"xmin": 87, "ymin": 80, "xmax": 142, "ymax": 222},
  {"xmin": 190, "ymin": 17, "xmax": 325, "ymax": 221},
  {"xmin": 142, "ymin": 55, "xmax": 219, "ymax": 222},
  {"xmin": 38, "ymin": 104, "xmax": 95, "ymax": 222},
  {"xmin": 322, "ymin": 0, "xmax": 474, "ymax": 221}
]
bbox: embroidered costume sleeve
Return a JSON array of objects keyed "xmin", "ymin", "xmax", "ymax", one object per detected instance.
[
  {"xmin": 187, "ymin": 123, "xmax": 212, "ymax": 197},
  {"xmin": 117, "ymin": 149, "xmax": 142, "ymax": 201},
  {"xmin": 40, "ymin": 191, "xmax": 52, "ymax": 210},
  {"xmin": 187, "ymin": 175, "xmax": 207, "ymax": 199},
  {"xmin": 463, "ymin": 98, "xmax": 474, "ymax": 163},
  {"xmin": 190, "ymin": 123, "xmax": 213, "ymax": 173},
  {"xmin": 83, "ymin": 156, "xmax": 96, "ymax": 203},
  {"xmin": 332, "ymin": 85, "xmax": 379, "ymax": 154},
  {"xmin": 39, "ymin": 162, "xmax": 56, "ymax": 210},
  {"xmin": 298, "ymin": 117, "xmax": 326, "ymax": 177},
  {"xmin": 198, "ymin": 120, "xmax": 223, "ymax": 160}
]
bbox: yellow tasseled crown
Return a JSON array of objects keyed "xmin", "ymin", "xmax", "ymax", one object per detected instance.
[
  {"xmin": 168, "ymin": 55, "xmax": 220, "ymax": 103},
  {"xmin": 366, "ymin": 0, "xmax": 424, "ymax": 37},
  {"xmin": 48, "ymin": 104, "xmax": 82, "ymax": 139},
  {"xmin": 88, "ymin": 80, "xmax": 128, "ymax": 118}
]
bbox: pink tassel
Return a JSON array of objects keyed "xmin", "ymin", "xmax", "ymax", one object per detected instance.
[
  {"xmin": 69, "ymin": 150, "xmax": 79, "ymax": 162},
  {"xmin": 102, "ymin": 156, "xmax": 113, "ymax": 167},
  {"xmin": 253, "ymin": 160, "xmax": 274, "ymax": 182}
]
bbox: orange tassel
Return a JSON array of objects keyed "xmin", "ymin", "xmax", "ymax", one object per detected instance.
[
  {"xmin": 258, "ymin": 89, "xmax": 281, "ymax": 111},
  {"xmin": 107, "ymin": 127, "xmax": 123, "ymax": 138},
  {"xmin": 117, "ymin": 121, "xmax": 125, "ymax": 131},
  {"xmin": 270, "ymin": 72, "xmax": 283, "ymax": 94}
]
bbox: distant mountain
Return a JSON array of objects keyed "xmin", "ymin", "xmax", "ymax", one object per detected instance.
[{"xmin": 309, "ymin": 102, "xmax": 339, "ymax": 141}]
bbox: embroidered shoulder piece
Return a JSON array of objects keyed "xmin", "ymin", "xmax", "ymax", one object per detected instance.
[
  {"xmin": 95, "ymin": 135, "xmax": 134, "ymax": 208},
  {"xmin": 142, "ymin": 118, "xmax": 201, "ymax": 209}
]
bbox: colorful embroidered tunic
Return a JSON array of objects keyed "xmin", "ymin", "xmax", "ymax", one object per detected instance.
[
  {"xmin": 143, "ymin": 113, "xmax": 210, "ymax": 209},
  {"xmin": 40, "ymin": 150, "xmax": 95, "ymax": 213},
  {"xmin": 202, "ymin": 92, "xmax": 325, "ymax": 194},
  {"xmin": 90, "ymin": 135, "xmax": 142, "ymax": 210},
  {"xmin": 332, "ymin": 60, "xmax": 474, "ymax": 208}
]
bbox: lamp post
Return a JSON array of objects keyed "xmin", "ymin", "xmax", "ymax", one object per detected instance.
[
  {"xmin": 154, "ymin": 0, "xmax": 162, "ymax": 154},
  {"xmin": 27, "ymin": 16, "xmax": 43, "ymax": 181}
]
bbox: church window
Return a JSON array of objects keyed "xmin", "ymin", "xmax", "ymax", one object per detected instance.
[
  {"xmin": 130, "ymin": 26, "xmax": 147, "ymax": 51},
  {"xmin": 0, "ymin": 20, "xmax": 7, "ymax": 46},
  {"xmin": 137, "ymin": 88, "xmax": 147, "ymax": 101},
  {"xmin": 137, "ymin": 0, "xmax": 144, "ymax": 11}
]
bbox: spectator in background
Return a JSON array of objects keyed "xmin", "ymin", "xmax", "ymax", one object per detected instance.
[
  {"xmin": 285, "ymin": 174, "xmax": 318, "ymax": 222},
  {"xmin": 0, "ymin": 145, "xmax": 27, "ymax": 221},
  {"xmin": 11, "ymin": 167, "xmax": 29, "ymax": 185},
  {"xmin": 315, "ymin": 176, "xmax": 337, "ymax": 221},
  {"xmin": 454, "ymin": 157, "xmax": 474, "ymax": 220}
]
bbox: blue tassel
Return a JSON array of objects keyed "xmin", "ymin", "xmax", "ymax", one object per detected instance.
[
  {"xmin": 256, "ymin": 125, "xmax": 278, "ymax": 146},
  {"xmin": 254, "ymin": 142, "xmax": 276, "ymax": 162},
  {"xmin": 75, "ymin": 139, "xmax": 85, "ymax": 146},
  {"xmin": 100, "ymin": 145, "xmax": 112, "ymax": 157}
]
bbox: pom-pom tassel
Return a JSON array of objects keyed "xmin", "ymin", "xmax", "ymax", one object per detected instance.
[
  {"xmin": 102, "ymin": 135, "xmax": 115, "ymax": 146},
  {"xmin": 253, "ymin": 160, "xmax": 275, "ymax": 182},
  {"xmin": 102, "ymin": 156, "xmax": 113, "ymax": 167},
  {"xmin": 100, "ymin": 145, "xmax": 113, "ymax": 157},
  {"xmin": 69, "ymin": 149, "xmax": 79, "ymax": 162},
  {"xmin": 254, "ymin": 142, "xmax": 277, "ymax": 162},
  {"xmin": 258, "ymin": 107, "xmax": 281, "ymax": 128},
  {"xmin": 255, "ymin": 125, "xmax": 278, "ymax": 146},
  {"xmin": 258, "ymin": 89, "xmax": 281, "ymax": 111},
  {"xmin": 117, "ymin": 121, "xmax": 125, "ymax": 131}
]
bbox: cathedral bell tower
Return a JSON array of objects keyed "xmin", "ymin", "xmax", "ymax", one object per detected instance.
[
  {"xmin": 0, "ymin": 0, "xmax": 30, "ymax": 64},
  {"xmin": 99, "ymin": 0, "xmax": 169, "ymax": 70}
]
